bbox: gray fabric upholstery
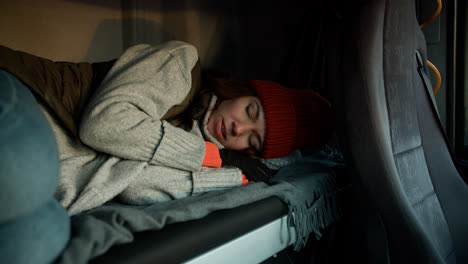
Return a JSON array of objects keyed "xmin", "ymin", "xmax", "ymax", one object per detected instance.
[{"xmin": 335, "ymin": 0, "xmax": 468, "ymax": 263}]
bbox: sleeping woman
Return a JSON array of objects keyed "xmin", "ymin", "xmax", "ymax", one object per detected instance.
[{"xmin": 0, "ymin": 40, "xmax": 334, "ymax": 263}]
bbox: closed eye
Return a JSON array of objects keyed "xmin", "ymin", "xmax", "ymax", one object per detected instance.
[
  {"xmin": 246, "ymin": 101, "xmax": 260, "ymax": 120},
  {"xmin": 246, "ymin": 104, "xmax": 254, "ymax": 120},
  {"xmin": 246, "ymin": 99, "xmax": 264, "ymax": 155},
  {"xmin": 254, "ymin": 100, "xmax": 260, "ymax": 120},
  {"xmin": 249, "ymin": 133, "xmax": 262, "ymax": 154}
]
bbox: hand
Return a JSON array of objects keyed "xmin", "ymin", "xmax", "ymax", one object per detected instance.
[{"xmin": 219, "ymin": 149, "xmax": 277, "ymax": 182}]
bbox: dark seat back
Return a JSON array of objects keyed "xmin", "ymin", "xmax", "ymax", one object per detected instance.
[{"xmin": 334, "ymin": 0, "xmax": 468, "ymax": 262}]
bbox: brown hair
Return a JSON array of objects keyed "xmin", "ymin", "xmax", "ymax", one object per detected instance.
[{"xmin": 201, "ymin": 69, "xmax": 256, "ymax": 101}]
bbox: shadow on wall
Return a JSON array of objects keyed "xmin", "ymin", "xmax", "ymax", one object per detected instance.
[
  {"xmin": 121, "ymin": 18, "xmax": 174, "ymax": 49},
  {"xmin": 82, "ymin": 18, "xmax": 175, "ymax": 62},
  {"xmin": 81, "ymin": 19, "xmax": 123, "ymax": 62},
  {"xmin": 64, "ymin": 0, "xmax": 236, "ymax": 12},
  {"xmin": 77, "ymin": 0, "xmax": 326, "ymax": 91}
]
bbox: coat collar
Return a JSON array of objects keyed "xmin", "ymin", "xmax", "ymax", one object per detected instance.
[{"xmin": 200, "ymin": 94, "xmax": 224, "ymax": 149}]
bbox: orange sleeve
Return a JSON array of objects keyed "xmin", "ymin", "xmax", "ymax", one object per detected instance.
[
  {"xmin": 203, "ymin": 142, "xmax": 248, "ymax": 185},
  {"xmin": 202, "ymin": 141, "xmax": 222, "ymax": 168},
  {"xmin": 241, "ymin": 174, "xmax": 249, "ymax": 185}
]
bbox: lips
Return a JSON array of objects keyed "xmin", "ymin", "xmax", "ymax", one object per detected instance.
[
  {"xmin": 216, "ymin": 118, "xmax": 226, "ymax": 141},
  {"xmin": 222, "ymin": 122, "xmax": 226, "ymax": 138}
]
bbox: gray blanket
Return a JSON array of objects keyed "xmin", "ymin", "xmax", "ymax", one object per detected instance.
[{"xmin": 59, "ymin": 148, "xmax": 344, "ymax": 264}]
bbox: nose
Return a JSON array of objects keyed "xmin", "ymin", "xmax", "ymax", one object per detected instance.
[{"xmin": 232, "ymin": 121, "xmax": 252, "ymax": 136}]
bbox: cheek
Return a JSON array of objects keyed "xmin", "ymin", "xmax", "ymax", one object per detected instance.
[{"xmin": 218, "ymin": 100, "xmax": 239, "ymax": 114}]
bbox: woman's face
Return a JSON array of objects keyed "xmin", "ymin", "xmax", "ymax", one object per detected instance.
[{"xmin": 207, "ymin": 96, "xmax": 265, "ymax": 155}]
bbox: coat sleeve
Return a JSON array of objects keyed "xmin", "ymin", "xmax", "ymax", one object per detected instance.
[
  {"xmin": 79, "ymin": 41, "xmax": 205, "ymax": 172},
  {"xmin": 118, "ymin": 165, "xmax": 243, "ymax": 205}
]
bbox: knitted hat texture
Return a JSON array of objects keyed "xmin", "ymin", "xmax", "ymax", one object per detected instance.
[{"xmin": 249, "ymin": 80, "xmax": 335, "ymax": 159}]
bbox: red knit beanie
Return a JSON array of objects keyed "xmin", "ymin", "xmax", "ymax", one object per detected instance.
[{"xmin": 249, "ymin": 80, "xmax": 335, "ymax": 159}]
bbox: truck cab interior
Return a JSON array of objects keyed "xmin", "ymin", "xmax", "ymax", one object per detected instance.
[{"xmin": 0, "ymin": 0, "xmax": 467, "ymax": 263}]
